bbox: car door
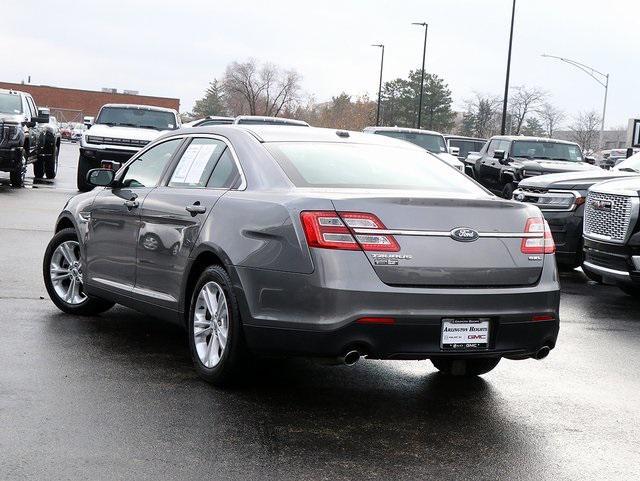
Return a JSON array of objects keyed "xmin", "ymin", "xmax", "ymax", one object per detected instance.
[
  {"xmin": 485, "ymin": 140, "xmax": 510, "ymax": 187},
  {"xmin": 85, "ymin": 137, "xmax": 184, "ymax": 292},
  {"xmin": 23, "ymin": 96, "xmax": 40, "ymax": 161},
  {"xmin": 135, "ymin": 136, "xmax": 243, "ymax": 309},
  {"xmin": 478, "ymin": 139, "xmax": 499, "ymax": 188}
]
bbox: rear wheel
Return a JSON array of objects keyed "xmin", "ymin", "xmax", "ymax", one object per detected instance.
[
  {"xmin": 10, "ymin": 168, "xmax": 25, "ymax": 187},
  {"xmin": 33, "ymin": 159, "xmax": 45, "ymax": 178},
  {"xmin": 188, "ymin": 265, "xmax": 247, "ymax": 386},
  {"xmin": 45, "ymin": 143, "xmax": 59, "ymax": 179},
  {"xmin": 43, "ymin": 228, "xmax": 114, "ymax": 315},
  {"xmin": 431, "ymin": 357, "xmax": 501, "ymax": 376}
]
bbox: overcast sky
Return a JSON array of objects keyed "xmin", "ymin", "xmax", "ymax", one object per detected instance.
[{"xmin": 3, "ymin": 0, "xmax": 638, "ymax": 129}]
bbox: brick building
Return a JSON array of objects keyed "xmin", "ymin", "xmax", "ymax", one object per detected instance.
[{"xmin": 0, "ymin": 81, "xmax": 180, "ymax": 124}]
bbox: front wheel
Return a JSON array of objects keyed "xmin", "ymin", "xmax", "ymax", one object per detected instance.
[
  {"xmin": 431, "ymin": 357, "xmax": 501, "ymax": 376},
  {"xmin": 188, "ymin": 265, "xmax": 247, "ymax": 386},
  {"xmin": 43, "ymin": 228, "xmax": 114, "ymax": 315},
  {"xmin": 502, "ymin": 182, "xmax": 516, "ymax": 199},
  {"xmin": 10, "ymin": 168, "xmax": 25, "ymax": 187}
]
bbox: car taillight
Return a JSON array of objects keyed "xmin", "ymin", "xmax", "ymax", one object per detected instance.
[
  {"xmin": 521, "ymin": 217, "xmax": 555, "ymax": 254},
  {"xmin": 300, "ymin": 211, "xmax": 400, "ymax": 252}
]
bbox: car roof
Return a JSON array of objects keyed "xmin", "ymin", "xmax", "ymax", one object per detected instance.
[
  {"xmin": 174, "ymin": 125, "xmax": 426, "ymax": 148},
  {"xmin": 99, "ymin": 103, "xmax": 178, "ymax": 113},
  {"xmin": 233, "ymin": 116, "xmax": 310, "ymax": 126},
  {"xmin": 490, "ymin": 135, "xmax": 578, "ymax": 146},
  {"xmin": 363, "ymin": 126, "xmax": 443, "ymax": 136}
]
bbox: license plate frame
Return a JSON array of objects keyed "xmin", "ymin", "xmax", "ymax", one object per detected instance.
[{"xmin": 440, "ymin": 318, "xmax": 491, "ymax": 351}]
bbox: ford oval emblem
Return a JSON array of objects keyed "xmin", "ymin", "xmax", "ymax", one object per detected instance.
[{"xmin": 450, "ymin": 227, "xmax": 479, "ymax": 242}]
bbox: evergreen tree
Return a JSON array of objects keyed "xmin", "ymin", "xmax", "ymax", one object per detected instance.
[{"xmin": 192, "ymin": 80, "xmax": 227, "ymax": 117}]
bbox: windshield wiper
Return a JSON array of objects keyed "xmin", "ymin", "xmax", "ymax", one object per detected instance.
[
  {"xmin": 138, "ymin": 125, "xmax": 162, "ymax": 130},
  {"xmin": 617, "ymin": 167, "xmax": 640, "ymax": 173},
  {"xmin": 115, "ymin": 123, "xmax": 138, "ymax": 128},
  {"xmin": 549, "ymin": 157, "xmax": 572, "ymax": 161}
]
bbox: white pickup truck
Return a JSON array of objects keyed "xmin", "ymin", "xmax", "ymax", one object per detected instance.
[{"xmin": 78, "ymin": 104, "xmax": 180, "ymax": 191}]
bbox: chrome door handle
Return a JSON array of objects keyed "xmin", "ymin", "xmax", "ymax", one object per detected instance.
[{"xmin": 185, "ymin": 203, "xmax": 206, "ymax": 216}]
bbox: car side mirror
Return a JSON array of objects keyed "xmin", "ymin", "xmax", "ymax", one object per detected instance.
[
  {"xmin": 34, "ymin": 108, "xmax": 50, "ymax": 124},
  {"xmin": 493, "ymin": 150, "xmax": 508, "ymax": 163},
  {"xmin": 449, "ymin": 146, "xmax": 460, "ymax": 157},
  {"xmin": 87, "ymin": 168, "xmax": 115, "ymax": 187},
  {"xmin": 585, "ymin": 156, "xmax": 596, "ymax": 165},
  {"xmin": 100, "ymin": 160, "xmax": 122, "ymax": 172},
  {"xmin": 84, "ymin": 116, "xmax": 94, "ymax": 127}
]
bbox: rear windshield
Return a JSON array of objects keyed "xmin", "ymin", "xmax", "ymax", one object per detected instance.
[
  {"xmin": 0, "ymin": 93, "xmax": 23, "ymax": 115},
  {"xmin": 373, "ymin": 131, "xmax": 446, "ymax": 154},
  {"xmin": 96, "ymin": 107, "xmax": 177, "ymax": 130},
  {"xmin": 266, "ymin": 142, "xmax": 486, "ymax": 193},
  {"xmin": 511, "ymin": 141, "xmax": 583, "ymax": 162},
  {"xmin": 449, "ymin": 139, "xmax": 485, "ymax": 157}
]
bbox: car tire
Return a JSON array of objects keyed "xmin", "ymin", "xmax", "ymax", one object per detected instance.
[
  {"xmin": 9, "ymin": 168, "xmax": 25, "ymax": 188},
  {"xmin": 431, "ymin": 357, "xmax": 501, "ymax": 376},
  {"xmin": 502, "ymin": 182, "xmax": 516, "ymax": 199},
  {"xmin": 582, "ymin": 264, "xmax": 603, "ymax": 284},
  {"xmin": 33, "ymin": 159, "xmax": 45, "ymax": 179},
  {"xmin": 188, "ymin": 265, "xmax": 247, "ymax": 386},
  {"xmin": 619, "ymin": 285, "xmax": 640, "ymax": 297},
  {"xmin": 45, "ymin": 143, "xmax": 59, "ymax": 179},
  {"xmin": 43, "ymin": 228, "xmax": 114, "ymax": 316},
  {"xmin": 77, "ymin": 153, "xmax": 95, "ymax": 192}
]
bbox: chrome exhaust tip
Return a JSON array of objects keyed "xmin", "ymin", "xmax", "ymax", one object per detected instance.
[
  {"xmin": 343, "ymin": 350, "xmax": 361, "ymax": 366},
  {"xmin": 534, "ymin": 346, "xmax": 550, "ymax": 360}
]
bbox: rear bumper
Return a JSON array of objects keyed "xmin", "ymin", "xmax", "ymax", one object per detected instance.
[
  {"xmin": 583, "ymin": 238, "xmax": 640, "ymax": 286},
  {"xmin": 0, "ymin": 147, "xmax": 23, "ymax": 171},
  {"xmin": 233, "ymin": 250, "xmax": 560, "ymax": 359}
]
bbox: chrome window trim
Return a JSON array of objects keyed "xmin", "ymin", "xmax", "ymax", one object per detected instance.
[{"xmin": 353, "ymin": 228, "xmax": 542, "ymax": 238}]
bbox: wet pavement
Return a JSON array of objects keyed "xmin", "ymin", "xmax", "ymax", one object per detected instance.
[{"xmin": 1, "ymin": 143, "xmax": 639, "ymax": 480}]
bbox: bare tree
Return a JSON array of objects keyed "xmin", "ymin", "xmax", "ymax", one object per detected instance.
[
  {"xmin": 462, "ymin": 93, "xmax": 502, "ymax": 138},
  {"xmin": 221, "ymin": 59, "xmax": 302, "ymax": 116},
  {"xmin": 539, "ymin": 103, "xmax": 565, "ymax": 137},
  {"xmin": 569, "ymin": 111, "xmax": 601, "ymax": 154},
  {"xmin": 508, "ymin": 86, "xmax": 547, "ymax": 135}
]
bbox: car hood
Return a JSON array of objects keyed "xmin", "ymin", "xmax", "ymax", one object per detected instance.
[
  {"xmin": 516, "ymin": 158, "xmax": 599, "ymax": 175},
  {"xmin": 0, "ymin": 113, "xmax": 24, "ymax": 124},
  {"xmin": 518, "ymin": 169, "xmax": 638, "ymax": 190},
  {"xmin": 86, "ymin": 124, "xmax": 165, "ymax": 141}
]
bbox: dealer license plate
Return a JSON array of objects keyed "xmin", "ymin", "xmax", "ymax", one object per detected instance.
[{"xmin": 441, "ymin": 318, "xmax": 490, "ymax": 350}]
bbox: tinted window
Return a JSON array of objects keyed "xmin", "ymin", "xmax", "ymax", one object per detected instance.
[
  {"xmin": 0, "ymin": 93, "xmax": 23, "ymax": 115},
  {"xmin": 511, "ymin": 141, "xmax": 583, "ymax": 161},
  {"xmin": 121, "ymin": 138, "xmax": 182, "ymax": 188},
  {"xmin": 207, "ymin": 149, "xmax": 240, "ymax": 188},
  {"xmin": 266, "ymin": 142, "xmax": 486, "ymax": 194},
  {"xmin": 169, "ymin": 138, "xmax": 226, "ymax": 188},
  {"xmin": 374, "ymin": 131, "xmax": 446, "ymax": 153},
  {"xmin": 449, "ymin": 139, "xmax": 485, "ymax": 158},
  {"xmin": 198, "ymin": 119, "xmax": 233, "ymax": 126},
  {"xmin": 96, "ymin": 107, "xmax": 178, "ymax": 130}
]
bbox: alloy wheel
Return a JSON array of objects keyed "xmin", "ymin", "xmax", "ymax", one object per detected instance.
[
  {"xmin": 193, "ymin": 281, "xmax": 229, "ymax": 368},
  {"xmin": 49, "ymin": 240, "xmax": 87, "ymax": 305}
]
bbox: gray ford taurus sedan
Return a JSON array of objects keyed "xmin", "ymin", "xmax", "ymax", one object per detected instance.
[{"xmin": 43, "ymin": 125, "xmax": 560, "ymax": 384}]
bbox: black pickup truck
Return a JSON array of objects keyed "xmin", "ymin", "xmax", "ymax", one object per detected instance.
[
  {"xmin": 0, "ymin": 89, "xmax": 59, "ymax": 187},
  {"xmin": 465, "ymin": 136, "xmax": 600, "ymax": 198},
  {"xmin": 512, "ymin": 153, "xmax": 640, "ymax": 269}
]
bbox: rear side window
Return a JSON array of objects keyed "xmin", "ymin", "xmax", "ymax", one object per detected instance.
[
  {"xmin": 169, "ymin": 138, "xmax": 226, "ymax": 188},
  {"xmin": 265, "ymin": 142, "xmax": 487, "ymax": 194},
  {"xmin": 207, "ymin": 149, "xmax": 240, "ymax": 188}
]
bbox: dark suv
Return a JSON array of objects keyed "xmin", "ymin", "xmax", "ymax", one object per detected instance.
[
  {"xmin": 583, "ymin": 177, "xmax": 640, "ymax": 296},
  {"xmin": 0, "ymin": 89, "xmax": 58, "ymax": 187},
  {"xmin": 466, "ymin": 136, "xmax": 599, "ymax": 198},
  {"xmin": 512, "ymin": 153, "xmax": 640, "ymax": 268}
]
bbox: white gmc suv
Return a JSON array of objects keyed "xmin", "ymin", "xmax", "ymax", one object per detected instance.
[{"xmin": 78, "ymin": 104, "xmax": 180, "ymax": 191}]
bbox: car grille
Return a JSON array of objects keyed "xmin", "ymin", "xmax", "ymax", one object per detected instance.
[
  {"xmin": 584, "ymin": 192, "xmax": 634, "ymax": 243},
  {"xmin": 86, "ymin": 135, "xmax": 150, "ymax": 148}
]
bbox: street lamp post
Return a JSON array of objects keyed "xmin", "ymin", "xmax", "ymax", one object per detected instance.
[
  {"xmin": 500, "ymin": 0, "xmax": 517, "ymax": 135},
  {"xmin": 371, "ymin": 44, "xmax": 385, "ymax": 126},
  {"xmin": 412, "ymin": 22, "xmax": 428, "ymax": 129},
  {"xmin": 541, "ymin": 54, "xmax": 609, "ymax": 150}
]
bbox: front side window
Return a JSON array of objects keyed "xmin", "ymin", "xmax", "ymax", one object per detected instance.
[
  {"xmin": 511, "ymin": 141, "xmax": 583, "ymax": 162},
  {"xmin": 120, "ymin": 138, "xmax": 182, "ymax": 188},
  {"xmin": 0, "ymin": 93, "xmax": 23, "ymax": 115},
  {"xmin": 449, "ymin": 139, "xmax": 485, "ymax": 158},
  {"xmin": 168, "ymin": 138, "xmax": 227, "ymax": 188},
  {"xmin": 96, "ymin": 107, "xmax": 178, "ymax": 130},
  {"xmin": 374, "ymin": 131, "xmax": 447, "ymax": 153},
  {"xmin": 266, "ymin": 142, "xmax": 487, "ymax": 195}
]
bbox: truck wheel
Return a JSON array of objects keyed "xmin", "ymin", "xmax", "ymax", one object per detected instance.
[
  {"xmin": 10, "ymin": 169, "xmax": 25, "ymax": 188},
  {"xmin": 502, "ymin": 182, "xmax": 516, "ymax": 199},
  {"xmin": 33, "ymin": 159, "xmax": 45, "ymax": 179},
  {"xmin": 45, "ymin": 143, "xmax": 59, "ymax": 179},
  {"xmin": 77, "ymin": 153, "xmax": 95, "ymax": 192},
  {"xmin": 431, "ymin": 357, "xmax": 501, "ymax": 376}
]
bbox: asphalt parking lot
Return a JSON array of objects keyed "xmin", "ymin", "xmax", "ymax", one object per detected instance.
[{"xmin": 1, "ymin": 142, "xmax": 639, "ymax": 481}]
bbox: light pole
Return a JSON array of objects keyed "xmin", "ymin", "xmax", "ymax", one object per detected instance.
[
  {"xmin": 541, "ymin": 53, "xmax": 609, "ymax": 150},
  {"xmin": 412, "ymin": 22, "xmax": 428, "ymax": 129},
  {"xmin": 371, "ymin": 44, "xmax": 385, "ymax": 126},
  {"xmin": 500, "ymin": 0, "xmax": 517, "ymax": 135}
]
